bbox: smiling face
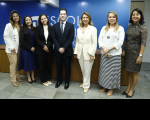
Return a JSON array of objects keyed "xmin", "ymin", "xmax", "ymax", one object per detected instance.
[
  {"xmin": 132, "ymin": 11, "xmax": 141, "ymax": 23},
  {"xmin": 25, "ymin": 17, "xmax": 32, "ymax": 27},
  {"xmin": 41, "ymin": 15, "xmax": 48, "ymax": 26},
  {"xmin": 82, "ymin": 14, "xmax": 90, "ymax": 26},
  {"xmin": 59, "ymin": 10, "xmax": 67, "ymax": 22},
  {"xmin": 108, "ymin": 13, "xmax": 116, "ymax": 25},
  {"xmin": 13, "ymin": 13, "xmax": 19, "ymax": 23}
]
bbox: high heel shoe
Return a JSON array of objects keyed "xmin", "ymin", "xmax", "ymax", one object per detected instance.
[
  {"xmin": 126, "ymin": 91, "xmax": 135, "ymax": 98},
  {"xmin": 31, "ymin": 78, "xmax": 36, "ymax": 82},
  {"xmin": 28, "ymin": 80, "xmax": 33, "ymax": 84},
  {"xmin": 122, "ymin": 92, "xmax": 128, "ymax": 95}
]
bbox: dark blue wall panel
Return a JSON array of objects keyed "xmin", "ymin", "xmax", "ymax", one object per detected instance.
[{"xmin": 0, "ymin": 0, "xmax": 131, "ymax": 48}]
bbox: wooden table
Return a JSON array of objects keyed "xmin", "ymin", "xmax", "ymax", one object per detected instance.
[{"xmin": 0, "ymin": 45, "xmax": 128, "ymax": 85}]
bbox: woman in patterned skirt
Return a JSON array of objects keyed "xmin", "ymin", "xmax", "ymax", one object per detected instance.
[
  {"xmin": 98, "ymin": 11, "xmax": 125, "ymax": 96},
  {"xmin": 122, "ymin": 8, "xmax": 148, "ymax": 98}
]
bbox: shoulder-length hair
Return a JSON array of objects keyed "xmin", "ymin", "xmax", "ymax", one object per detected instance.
[
  {"xmin": 37, "ymin": 14, "xmax": 51, "ymax": 28},
  {"xmin": 129, "ymin": 8, "xmax": 145, "ymax": 25},
  {"xmin": 79, "ymin": 12, "xmax": 94, "ymax": 27},
  {"xmin": 23, "ymin": 15, "xmax": 35, "ymax": 34},
  {"xmin": 105, "ymin": 11, "xmax": 120, "ymax": 33},
  {"xmin": 9, "ymin": 10, "xmax": 22, "ymax": 29}
]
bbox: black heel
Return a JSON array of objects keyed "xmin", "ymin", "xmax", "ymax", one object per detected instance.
[
  {"xmin": 122, "ymin": 92, "xmax": 128, "ymax": 95},
  {"xmin": 31, "ymin": 78, "xmax": 36, "ymax": 82},
  {"xmin": 126, "ymin": 91, "xmax": 135, "ymax": 98},
  {"xmin": 28, "ymin": 80, "xmax": 33, "ymax": 84}
]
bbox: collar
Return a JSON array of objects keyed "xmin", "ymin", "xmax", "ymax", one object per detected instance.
[
  {"xmin": 43, "ymin": 25, "xmax": 48, "ymax": 29},
  {"xmin": 60, "ymin": 21, "xmax": 66, "ymax": 25}
]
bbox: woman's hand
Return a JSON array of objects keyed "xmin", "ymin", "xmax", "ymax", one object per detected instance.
[
  {"xmin": 136, "ymin": 56, "xmax": 142, "ymax": 64},
  {"xmin": 43, "ymin": 45, "xmax": 49, "ymax": 52},
  {"xmin": 74, "ymin": 54, "xmax": 77, "ymax": 58},
  {"xmin": 90, "ymin": 55, "xmax": 94, "ymax": 62},
  {"xmin": 104, "ymin": 52, "xmax": 110, "ymax": 58},
  {"xmin": 31, "ymin": 47, "xmax": 35, "ymax": 52},
  {"xmin": 11, "ymin": 49, "xmax": 16, "ymax": 55},
  {"xmin": 103, "ymin": 48, "xmax": 110, "ymax": 54},
  {"xmin": 122, "ymin": 51, "xmax": 125, "ymax": 57}
]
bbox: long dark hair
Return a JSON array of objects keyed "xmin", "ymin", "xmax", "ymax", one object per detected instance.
[
  {"xmin": 129, "ymin": 8, "xmax": 145, "ymax": 25},
  {"xmin": 23, "ymin": 15, "xmax": 35, "ymax": 34},
  {"xmin": 10, "ymin": 10, "xmax": 22, "ymax": 29},
  {"xmin": 37, "ymin": 14, "xmax": 51, "ymax": 28}
]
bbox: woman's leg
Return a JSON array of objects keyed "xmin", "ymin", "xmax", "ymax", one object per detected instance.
[
  {"xmin": 127, "ymin": 72, "xmax": 139, "ymax": 96},
  {"xmin": 31, "ymin": 70, "xmax": 35, "ymax": 81},
  {"xmin": 27, "ymin": 71, "xmax": 32, "ymax": 82},
  {"xmin": 7, "ymin": 53, "xmax": 18, "ymax": 86},
  {"xmin": 16, "ymin": 48, "xmax": 23, "ymax": 82},
  {"xmin": 125, "ymin": 71, "xmax": 133, "ymax": 93}
]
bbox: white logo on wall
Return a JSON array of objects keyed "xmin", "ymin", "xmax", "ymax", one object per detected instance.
[
  {"xmin": 32, "ymin": 15, "xmax": 80, "ymax": 37},
  {"xmin": 32, "ymin": 15, "xmax": 79, "ymax": 47}
]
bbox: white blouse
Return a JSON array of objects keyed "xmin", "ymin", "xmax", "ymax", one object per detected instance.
[
  {"xmin": 98, "ymin": 26, "xmax": 125, "ymax": 56},
  {"xmin": 43, "ymin": 25, "xmax": 48, "ymax": 44}
]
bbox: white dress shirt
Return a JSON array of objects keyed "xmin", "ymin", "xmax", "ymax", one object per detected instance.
[
  {"xmin": 4, "ymin": 23, "xmax": 20, "ymax": 53},
  {"xmin": 98, "ymin": 26, "xmax": 125, "ymax": 56},
  {"xmin": 43, "ymin": 25, "xmax": 48, "ymax": 44},
  {"xmin": 60, "ymin": 21, "xmax": 66, "ymax": 32}
]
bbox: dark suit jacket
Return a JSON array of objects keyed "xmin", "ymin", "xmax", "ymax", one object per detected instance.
[
  {"xmin": 20, "ymin": 27, "xmax": 36, "ymax": 51},
  {"xmin": 35, "ymin": 26, "xmax": 53, "ymax": 55},
  {"xmin": 52, "ymin": 22, "xmax": 75, "ymax": 56}
]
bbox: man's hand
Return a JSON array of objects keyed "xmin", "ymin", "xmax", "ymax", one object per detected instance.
[
  {"xmin": 31, "ymin": 47, "xmax": 35, "ymax": 52},
  {"xmin": 58, "ymin": 48, "xmax": 65, "ymax": 54}
]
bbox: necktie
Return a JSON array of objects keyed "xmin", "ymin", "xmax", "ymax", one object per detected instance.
[{"xmin": 61, "ymin": 22, "xmax": 64, "ymax": 34}]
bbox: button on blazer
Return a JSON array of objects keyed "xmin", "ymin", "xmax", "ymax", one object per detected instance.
[{"xmin": 74, "ymin": 25, "xmax": 97, "ymax": 60}]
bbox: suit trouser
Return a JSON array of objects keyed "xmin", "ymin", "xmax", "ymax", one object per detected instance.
[
  {"xmin": 55, "ymin": 55, "xmax": 72, "ymax": 83},
  {"xmin": 36, "ymin": 54, "xmax": 52, "ymax": 83},
  {"xmin": 78, "ymin": 51, "xmax": 94, "ymax": 89},
  {"xmin": 7, "ymin": 49, "xmax": 20, "ymax": 83}
]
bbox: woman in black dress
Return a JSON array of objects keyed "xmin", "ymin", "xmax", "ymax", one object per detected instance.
[
  {"xmin": 122, "ymin": 8, "xmax": 148, "ymax": 98},
  {"xmin": 35, "ymin": 14, "xmax": 53, "ymax": 86}
]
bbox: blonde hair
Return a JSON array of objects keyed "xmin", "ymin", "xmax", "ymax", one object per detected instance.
[
  {"xmin": 79, "ymin": 12, "xmax": 94, "ymax": 27},
  {"xmin": 104, "ymin": 11, "xmax": 120, "ymax": 33},
  {"xmin": 9, "ymin": 10, "xmax": 22, "ymax": 29}
]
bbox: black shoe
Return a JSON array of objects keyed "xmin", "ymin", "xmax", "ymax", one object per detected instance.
[
  {"xmin": 28, "ymin": 80, "xmax": 33, "ymax": 84},
  {"xmin": 126, "ymin": 91, "xmax": 135, "ymax": 98},
  {"xmin": 31, "ymin": 78, "xmax": 36, "ymax": 82},
  {"xmin": 32, "ymin": 79, "xmax": 36, "ymax": 82},
  {"xmin": 122, "ymin": 92, "xmax": 128, "ymax": 95},
  {"xmin": 64, "ymin": 83, "xmax": 69, "ymax": 90},
  {"xmin": 55, "ymin": 82, "xmax": 62, "ymax": 88}
]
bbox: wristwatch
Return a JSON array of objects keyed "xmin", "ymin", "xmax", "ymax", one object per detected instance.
[{"xmin": 139, "ymin": 54, "xmax": 143, "ymax": 57}]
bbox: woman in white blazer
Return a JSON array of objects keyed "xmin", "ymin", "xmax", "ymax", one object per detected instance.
[
  {"xmin": 74, "ymin": 12, "xmax": 97, "ymax": 93},
  {"xmin": 98, "ymin": 11, "xmax": 125, "ymax": 96},
  {"xmin": 4, "ymin": 10, "xmax": 23, "ymax": 87}
]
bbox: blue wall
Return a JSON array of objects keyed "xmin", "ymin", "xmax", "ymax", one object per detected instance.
[{"xmin": 0, "ymin": 0, "xmax": 131, "ymax": 48}]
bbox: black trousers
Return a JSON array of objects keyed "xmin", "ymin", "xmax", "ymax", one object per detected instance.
[
  {"xmin": 36, "ymin": 54, "xmax": 52, "ymax": 83},
  {"xmin": 55, "ymin": 55, "xmax": 72, "ymax": 83}
]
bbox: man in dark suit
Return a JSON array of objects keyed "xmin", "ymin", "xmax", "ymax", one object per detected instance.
[{"xmin": 52, "ymin": 8, "xmax": 75, "ymax": 89}]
